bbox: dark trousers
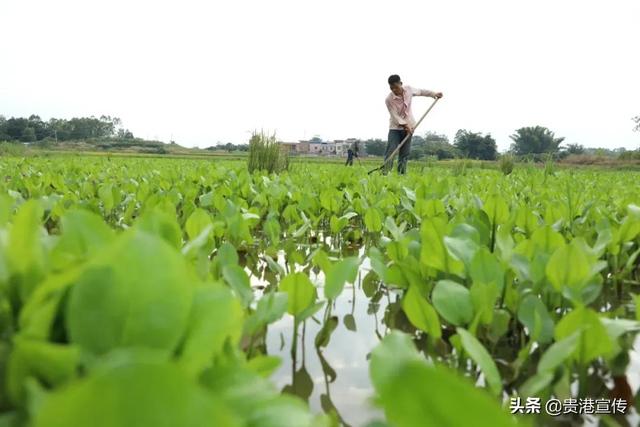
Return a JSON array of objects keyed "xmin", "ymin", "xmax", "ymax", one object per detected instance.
[
  {"xmin": 346, "ymin": 149, "xmax": 355, "ymax": 166},
  {"xmin": 384, "ymin": 129, "xmax": 410, "ymax": 174}
]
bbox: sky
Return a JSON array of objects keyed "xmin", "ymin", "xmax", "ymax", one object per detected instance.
[{"xmin": 1, "ymin": 0, "xmax": 639, "ymax": 151}]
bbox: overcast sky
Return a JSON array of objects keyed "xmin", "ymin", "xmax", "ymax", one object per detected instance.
[{"xmin": 1, "ymin": 0, "xmax": 639, "ymax": 150}]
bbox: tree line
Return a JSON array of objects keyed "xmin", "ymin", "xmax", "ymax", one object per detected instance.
[
  {"xmin": 0, "ymin": 115, "xmax": 134, "ymax": 143},
  {"xmin": 363, "ymin": 126, "xmax": 569, "ymax": 161}
]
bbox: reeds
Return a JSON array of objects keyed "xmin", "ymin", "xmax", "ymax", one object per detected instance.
[{"xmin": 247, "ymin": 131, "xmax": 289, "ymax": 174}]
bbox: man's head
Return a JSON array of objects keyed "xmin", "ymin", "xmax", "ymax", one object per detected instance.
[{"xmin": 388, "ymin": 74, "xmax": 403, "ymax": 96}]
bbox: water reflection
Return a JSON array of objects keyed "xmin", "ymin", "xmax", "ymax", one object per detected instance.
[{"xmin": 262, "ymin": 259, "xmax": 386, "ymax": 426}]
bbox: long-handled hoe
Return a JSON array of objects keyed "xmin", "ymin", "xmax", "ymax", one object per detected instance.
[{"xmin": 367, "ymin": 97, "xmax": 440, "ymax": 175}]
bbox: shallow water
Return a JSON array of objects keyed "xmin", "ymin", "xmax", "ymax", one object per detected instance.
[
  {"xmin": 266, "ymin": 280, "xmax": 385, "ymax": 426},
  {"xmin": 246, "ymin": 245, "xmax": 640, "ymax": 427},
  {"xmin": 249, "ymin": 248, "xmax": 386, "ymax": 426}
]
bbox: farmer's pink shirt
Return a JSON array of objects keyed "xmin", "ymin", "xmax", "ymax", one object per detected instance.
[{"xmin": 385, "ymin": 85, "xmax": 438, "ymax": 130}]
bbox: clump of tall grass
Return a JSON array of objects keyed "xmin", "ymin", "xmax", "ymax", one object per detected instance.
[
  {"xmin": 247, "ymin": 131, "xmax": 289, "ymax": 174},
  {"xmin": 451, "ymin": 159, "xmax": 471, "ymax": 176},
  {"xmin": 544, "ymin": 153, "xmax": 556, "ymax": 178},
  {"xmin": 499, "ymin": 154, "xmax": 515, "ymax": 175}
]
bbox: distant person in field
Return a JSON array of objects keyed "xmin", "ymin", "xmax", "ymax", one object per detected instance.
[
  {"xmin": 384, "ymin": 74, "xmax": 443, "ymax": 174},
  {"xmin": 345, "ymin": 140, "xmax": 360, "ymax": 166}
]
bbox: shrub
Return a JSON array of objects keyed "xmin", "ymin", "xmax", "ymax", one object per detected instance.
[{"xmin": 499, "ymin": 154, "xmax": 515, "ymax": 175}]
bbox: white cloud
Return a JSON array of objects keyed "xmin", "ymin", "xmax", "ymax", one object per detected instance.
[{"xmin": 1, "ymin": 0, "xmax": 639, "ymax": 150}]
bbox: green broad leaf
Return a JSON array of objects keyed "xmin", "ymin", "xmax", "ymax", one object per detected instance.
[
  {"xmin": 279, "ymin": 273, "xmax": 317, "ymax": 317},
  {"xmin": 246, "ymin": 355, "xmax": 282, "ymax": 378},
  {"xmin": 517, "ymin": 294, "xmax": 554, "ymax": 344},
  {"xmin": 368, "ymin": 247, "xmax": 388, "ymax": 282},
  {"xmin": 482, "ymin": 194, "xmax": 509, "ymax": 226},
  {"xmin": 135, "ymin": 209, "xmax": 182, "ymax": 249},
  {"xmin": 244, "ymin": 292, "xmax": 288, "ymax": 335},
  {"xmin": 469, "ymin": 248, "xmax": 505, "ymax": 290},
  {"xmin": 384, "ymin": 216, "xmax": 405, "ymax": 240},
  {"xmin": 263, "ymin": 217, "xmax": 281, "ymax": 245},
  {"xmin": 340, "ymin": 211, "xmax": 358, "ymax": 221},
  {"xmin": 201, "ymin": 363, "xmax": 317, "ymax": 427},
  {"xmin": 370, "ymin": 332, "xmax": 519, "ymax": 427},
  {"xmin": 530, "ymin": 225, "xmax": 564, "ymax": 254},
  {"xmin": 515, "ymin": 207, "xmax": 540, "ymax": 235},
  {"xmin": 7, "ymin": 338, "xmax": 80, "ymax": 405},
  {"xmin": 443, "ymin": 236, "xmax": 479, "ymax": 268},
  {"xmin": 178, "ymin": 287, "xmax": 243, "ymax": 376},
  {"xmin": 457, "ymin": 328, "xmax": 502, "ymax": 396},
  {"xmin": 618, "ymin": 216, "xmax": 640, "ymax": 243},
  {"xmin": 420, "ymin": 218, "xmax": 464, "ymax": 277},
  {"xmin": 18, "ymin": 266, "xmax": 83, "ymax": 341},
  {"xmin": 488, "ymin": 309, "xmax": 511, "ymax": 343},
  {"xmin": 185, "ymin": 208, "xmax": 212, "ymax": 241},
  {"xmin": 494, "ymin": 224, "xmax": 515, "ymax": 262},
  {"xmin": 222, "ymin": 265, "xmax": 254, "ymax": 308},
  {"xmin": 450, "ymin": 223, "xmax": 481, "ymax": 245},
  {"xmin": 519, "ymin": 371, "xmax": 555, "ymax": 398},
  {"xmin": 432, "ymin": 280, "xmax": 473, "ymax": 326},
  {"xmin": 537, "ymin": 333, "xmax": 580, "ymax": 373},
  {"xmin": 66, "ymin": 230, "xmax": 193, "ymax": 355},
  {"xmin": 470, "ymin": 281, "xmax": 499, "ymax": 325},
  {"xmin": 311, "ymin": 249, "xmax": 331, "ymax": 273},
  {"xmin": 554, "ymin": 306, "xmax": 613, "ymax": 366},
  {"xmin": 386, "ymin": 241, "xmax": 409, "ymax": 264},
  {"xmin": 545, "ymin": 241, "xmax": 593, "ymax": 292},
  {"xmin": 329, "ymin": 215, "xmax": 347, "ymax": 234},
  {"xmin": 198, "ymin": 191, "xmax": 215, "ymax": 207},
  {"xmin": 216, "ymin": 242, "xmax": 239, "ymax": 266},
  {"xmin": 98, "ymin": 184, "xmax": 114, "ymax": 213},
  {"xmin": 402, "ymin": 285, "xmax": 441, "ymax": 338},
  {"xmin": 324, "ymin": 257, "xmax": 359, "ymax": 300},
  {"xmin": 369, "ymin": 332, "xmax": 422, "ymax": 392},
  {"xmin": 297, "ymin": 300, "xmax": 325, "ymax": 322},
  {"xmin": 364, "ymin": 207, "xmax": 383, "ymax": 233},
  {"xmin": 414, "ymin": 198, "xmax": 446, "ymax": 219},
  {"xmin": 385, "ymin": 264, "xmax": 409, "ymax": 288},
  {"xmin": 33, "ymin": 362, "xmax": 240, "ymax": 427},
  {"xmin": 7, "ymin": 199, "xmax": 45, "ymax": 301}
]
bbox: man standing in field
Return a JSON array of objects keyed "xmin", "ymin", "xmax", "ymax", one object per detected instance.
[
  {"xmin": 384, "ymin": 74, "xmax": 443, "ymax": 174},
  {"xmin": 345, "ymin": 139, "xmax": 360, "ymax": 166}
]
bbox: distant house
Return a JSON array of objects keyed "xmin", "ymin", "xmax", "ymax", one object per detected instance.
[
  {"xmin": 297, "ymin": 141, "xmax": 310, "ymax": 154},
  {"xmin": 278, "ymin": 138, "xmax": 365, "ymax": 157},
  {"xmin": 308, "ymin": 141, "xmax": 323, "ymax": 155},
  {"xmin": 279, "ymin": 142, "xmax": 298, "ymax": 154}
]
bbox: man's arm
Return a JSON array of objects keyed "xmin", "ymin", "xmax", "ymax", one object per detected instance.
[
  {"xmin": 412, "ymin": 88, "xmax": 443, "ymax": 98},
  {"xmin": 385, "ymin": 98, "xmax": 408, "ymax": 126}
]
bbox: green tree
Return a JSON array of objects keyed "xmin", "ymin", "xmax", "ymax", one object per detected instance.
[
  {"xmin": 20, "ymin": 127, "xmax": 37, "ymax": 142},
  {"xmin": 5, "ymin": 117, "xmax": 29, "ymax": 141},
  {"xmin": 365, "ymin": 139, "xmax": 386, "ymax": 156},
  {"xmin": 565, "ymin": 143, "xmax": 585, "ymax": 155},
  {"xmin": 0, "ymin": 115, "xmax": 9, "ymax": 141},
  {"xmin": 454, "ymin": 130, "xmax": 497, "ymax": 160},
  {"xmin": 509, "ymin": 126, "xmax": 564, "ymax": 155},
  {"xmin": 408, "ymin": 132, "xmax": 458, "ymax": 160}
]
